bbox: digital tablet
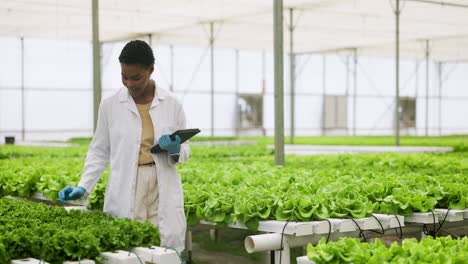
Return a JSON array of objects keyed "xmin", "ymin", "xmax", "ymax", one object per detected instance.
[{"xmin": 151, "ymin": 128, "xmax": 201, "ymax": 153}]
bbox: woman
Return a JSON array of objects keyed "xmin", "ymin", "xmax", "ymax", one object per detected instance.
[{"xmin": 58, "ymin": 40, "xmax": 189, "ymax": 251}]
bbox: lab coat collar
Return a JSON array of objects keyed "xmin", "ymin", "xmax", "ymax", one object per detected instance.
[
  {"xmin": 153, "ymin": 83, "xmax": 167, "ymax": 105},
  {"xmin": 118, "ymin": 80, "xmax": 167, "ymax": 114},
  {"xmin": 118, "ymin": 80, "xmax": 167, "ymax": 103}
]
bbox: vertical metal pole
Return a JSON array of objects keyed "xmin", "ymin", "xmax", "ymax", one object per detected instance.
[
  {"xmin": 415, "ymin": 60, "xmax": 419, "ymax": 96},
  {"xmin": 262, "ymin": 51, "xmax": 266, "ymax": 94},
  {"xmin": 273, "ymin": 0, "xmax": 285, "ymax": 166},
  {"xmin": 92, "ymin": 0, "xmax": 102, "ymax": 132},
  {"xmin": 345, "ymin": 53, "xmax": 350, "ymax": 136},
  {"xmin": 353, "ymin": 48, "xmax": 357, "ymax": 136},
  {"xmin": 209, "ymin": 229, "xmax": 219, "ymax": 242},
  {"xmin": 147, "ymin": 34, "xmax": 152, "ymax": 47},
  {"xmin": 170, "ymin": 45, "xmax": 174, "ymax": 92},
  {"xmin": 210, "ymin": 22, "xmax": 215, "ymax": 137},
  {"xmin": 438, "ymin": 62, "xmax": 442, "ymax": 136},
  {"xmin": 185, "ymin": 230, "xmax": 193, "ymax": 264},
  {"xmin": 394, "ymin": 0, "xmax": 401, "ymax": 146},
  {"xmin": 321, "ymin": 55, "xmax": 326, "ymax": 136},
  {"xmin": 414, "ymin": 60, "xmax": 418, "ymax": 136},
  {"xmin": 262, "ymin": 51, "xmax": 267, "ymax": 136},
  {"xmin": 425, "ymin": 40, "xmax": 429, "ymax": 136},
  {"xmin": 21, "ymin": 37, "xmax": 25, "ymax": 141},
  {"xmin": 289, "ymin": 8, "xmax": 295, "ymax": 144},
  {"xmin": 235, "ymin": 49, "xmax": 240, "ymax": 137}
]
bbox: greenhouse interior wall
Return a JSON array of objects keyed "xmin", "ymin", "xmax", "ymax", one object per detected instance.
[{"xmin": 0, "ymin": 36, "xmax": 467, "ymax": 142}]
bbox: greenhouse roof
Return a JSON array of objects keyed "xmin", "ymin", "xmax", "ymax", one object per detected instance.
[{"xmin": 1, "ymin": 0, "xmax": 468, "ymax": 61}]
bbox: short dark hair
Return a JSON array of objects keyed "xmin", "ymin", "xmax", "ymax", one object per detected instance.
[{"xmin": 118, "ymin": 40, "xmax": 155, "ymax": 68}]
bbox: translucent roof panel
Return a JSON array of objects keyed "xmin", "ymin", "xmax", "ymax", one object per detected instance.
[{"xmin": 1, "ymin": 0, "xmax": 467, "ymax": 61}]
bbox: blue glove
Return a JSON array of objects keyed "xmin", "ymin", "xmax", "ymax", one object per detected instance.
[
  {"xmin": 58, "ymin": 186, "xmax": 86, "ymax": 203},
  {"xmin": 158, "ymin": 134, "xmax": 181, "ymax": 155}
]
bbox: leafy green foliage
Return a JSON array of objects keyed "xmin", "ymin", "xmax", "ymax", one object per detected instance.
[
  {"xmin": 0, "ymin": 137, "xmax": 467, "ymax": 230},
  {"xmin": 70, "ymin": 135, "xmax": 468, "ymax": 150},
  {"xmin": 181, "ymin": 152, "xmax": 467, "ymax": 228},
  {"xmin": 0, "ymin": 145, "xmax": 87, "ymax": 159},
  {"xmin": 0, "ymin": 198, "xmax": 160, "ymax": 264},
  {"xmin": 307, "ymin": 236, "xmax": 468, "ymax": 264},
  {"xmin": 0, "ymin": 149, "xmax": 108, "ymax": 208}
]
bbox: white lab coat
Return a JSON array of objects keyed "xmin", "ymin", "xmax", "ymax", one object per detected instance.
[{"xmin": 78, "ymin": 85, "xmax": 189, "ymax": 251}]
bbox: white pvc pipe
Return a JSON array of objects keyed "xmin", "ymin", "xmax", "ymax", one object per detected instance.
[{"xmin": 245, "ymin": 233, "xmax": 283, "ymax": 253}]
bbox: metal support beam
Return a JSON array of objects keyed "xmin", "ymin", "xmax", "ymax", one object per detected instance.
[
  {"xmin": 438, "ymin": 62, "xmax": 443, "ymax": 136},
  {"xmin": 235, "ymin": 49, "xmax": 240, "ymax": 137},
  {"xmin": 185, "ymin": 230, "xmax": 193, "ymax": 264},
  {"xmin": 21, "ymin": 37, "xmax": 25, "ymax": 141},
  {"xmin": 321, "ymin": 55, "xmax": 326, "ymax": 136},
  {"xmin": 262, "ymin": 51, "xmax": 267, "ymax": 137},
  {"xmin": 209, "ymin": 22, "xmax": 215, "ymax": 137},
  {"xmin": 425, "ymin": 40, "xmax": 430, "ymax": 136},
  {"xmin": 147, "ymin": 34, "xmax": 152, "ymax": 47},
  {"xmin": 406, "ymin": 0, "xmax": 468, "ymax": 9},
  {"xmin": 394, "ymin": 0, "xmax": 401, "ymax": 146},
  {"xmin": 345, "ymin": 54, "xmax": 350, "ymax": 136},
  {"xmin": 414, "ymin": 59, "xmax": 419, "ymax": 136},
  {"xmin": 289, "ymin": 8, "xmax": 295, "ymax": 144},
  {"xmin": 170, "ymin": 45, "xmax": 174, "ymax": 92},
  {"xmin": 92, "ymin": 0, "xmax": 102, "ymax": 132},
  {"xmin": 415, "ymin": 60, "xmax": 419, "ymax": 97},
  {"xmin": 209, "ymin": 229, "xmax": 219, "ymax": 242},
  {"xmin": 273, "ymin": 0, "xmax": 285, "ymax": 166},
  {"xmin": 353, "ymin": 48, "xmax": 357, "ymax": 136},
  {"xmin": 262, "ymin": 51, "xmax": 266, "ymax": 94}
]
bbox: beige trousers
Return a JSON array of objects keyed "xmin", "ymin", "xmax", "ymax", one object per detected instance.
[{"xmin": 134, "ymin": 164, "xmax": 159, "ymax": 226}]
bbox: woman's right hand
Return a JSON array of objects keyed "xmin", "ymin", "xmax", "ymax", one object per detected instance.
[{"xmin": 58, "ymin": 186, "xmax": 86, "ymax": 203}]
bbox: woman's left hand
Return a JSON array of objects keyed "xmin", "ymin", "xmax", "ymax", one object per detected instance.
[{"xmin": 158, "ymin": 134, "xmax": 181, "ymax": 154}]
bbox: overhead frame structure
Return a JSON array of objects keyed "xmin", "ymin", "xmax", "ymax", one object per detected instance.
[
  {"xmin": 1, "ymin": 0, "xmax": 468, "ymax": 154},
  {"xmin": 3, "ymin": 0, "xmax": 467, "ymax": 60}
]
